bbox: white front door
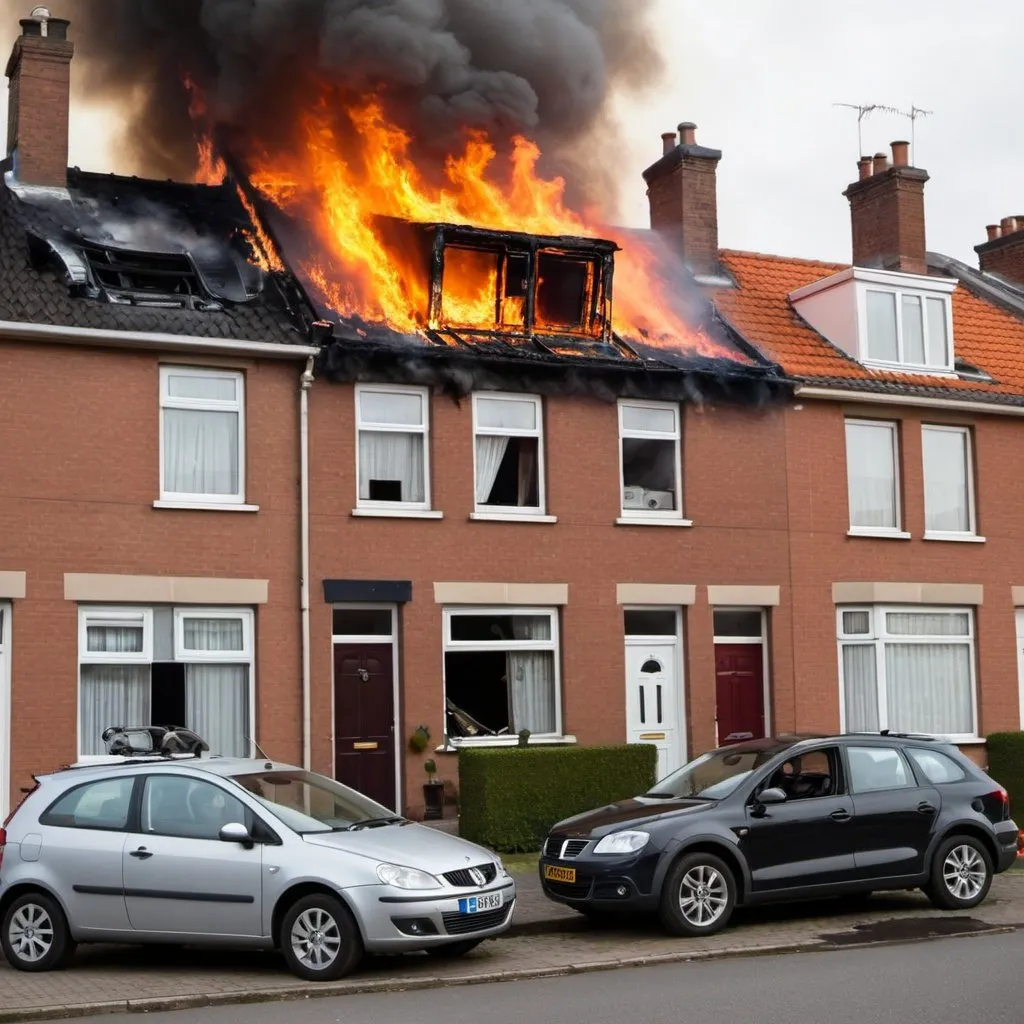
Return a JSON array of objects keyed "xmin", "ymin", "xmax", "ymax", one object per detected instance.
[
  {"xmin": 625, "ymin": 641, "xmax": 682, "ymax": 783},
  {"xmin": 1016, "ymin": 610, "xmax": 1024, "ymax": 729},
  {"xmin": 0, "ymin": 603, "xmax": 9, "ymax": 821}
]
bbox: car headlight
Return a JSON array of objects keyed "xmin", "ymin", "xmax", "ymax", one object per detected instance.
[
  {"xmin": 495, "ymin": 857, "xmax": 510, "ymax": 878},
  {"xmin": 376, "ymin": 862, "xmax": 442, "ymax": 889},
  {"xmin": 593, "ymin": 830, "xmax": 651, "ymax": 855}
]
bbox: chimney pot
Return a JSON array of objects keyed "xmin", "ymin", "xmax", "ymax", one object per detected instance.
[
  {"xmin": 678, "ymin": 121, "xmax": 697, "ymax": 146},
  {"xmin": 986, "ymin": 224, "xmax": 1002, "ymax": 241},
  {"xmin": 1001, "ymin": 216, "xmax": 1016, "ymax": 235},
  {"xmin": 661, "ymin": 131, "xmax": 677, "ymax": 156},
  {"xmin": 857, "ymin": 156, "xmax": 874, "ymax": 180},
  {"xmin": 891, "ymin": 140, "xmax": 910, "ymax": 167},
  {"xmin": 873, "ymin": 151, "xmax": 889, "ymax": 173}
]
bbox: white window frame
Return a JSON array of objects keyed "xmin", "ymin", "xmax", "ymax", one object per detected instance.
[
  {"xmin": 857, "ymin": 284, "xmax": 954, "ymax": 374},
  {"xmin": 442, "ymin": 606, "xmax": 563, "ymax": 743},
  {"xmin": 471, "ymin": 392, "xmax": 546, "ymax": 517},
  {"xmin": 174, "ymin": 608, "xmax": 255, "ymax": 663},
  {"xmin": 159, "ymin": 366, "xmax": 246, "ymax": 506},
  {"xmin": 79, "ymin": 608, "xmax": 154, "ymax": 664},
  {"xmin": 836, "ymin": 604, "xmax": 979, "ymax": 742},
  {"xmin": 921, "ymin": 424, "xmax": 978, "ymax": 540},
  {"xmin": 354, "ymin": 383, "xmax": 433, "ymax": 514},
  {"xmin": 617, "ymin": 399, "xmax": 684, "ymax": 522},
  {"xmin": 711, "ymin": 606, "xmax": 772, "ymax": 737},
  {"xmin": 844, "ymin": 418, "xmax": 905, "ymax": 537},
  {"xmin": 0, "ymin": 603, "xmax": 10, "ymax": 822}
]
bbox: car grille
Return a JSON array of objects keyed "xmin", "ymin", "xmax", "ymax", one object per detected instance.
[
  {"xmin": 543, "ymin": 836, "xmax": 589, "ymax": 859},
  {"xmin": 443, "ymin": 863, "xmax": 498, "ymax": 887},
  {"xmin": 543, "ymin": 878, "xmax": 593, "ymax": 900},
  {"xmin": 442, "ymin": 904, "xmax": 512, "ymax": 935}
]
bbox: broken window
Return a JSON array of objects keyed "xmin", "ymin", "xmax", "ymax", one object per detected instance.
[
  {"xmin": 441, "ymin": 246, "xmax": 499, "ymax": 328},
  {"xmin": 473, "ymin": 393, "xmax": 543, "ymax": 514},
  {"xmin": 355, "ymin": 385, "xmax": 430, "ymax": 509},
  {"xmin": 444, "ymin": 609, "xmax": 560, "ymax": 738},
  {"xmin": 535, "ymin": 252, "xmax": 591, "ymax": 332},
  {"xmin": 619, "ymin": 401, "xmax": 681, "ymax": 518}
]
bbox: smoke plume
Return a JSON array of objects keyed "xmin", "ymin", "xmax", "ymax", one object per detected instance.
[{"xmin": 61, "ymin": 0, "xmax": 663, "ymax": 215}]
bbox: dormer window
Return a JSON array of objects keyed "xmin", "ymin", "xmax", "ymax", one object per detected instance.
[{"xmin": 790, "ymin": 267, "xmax": 957, "ymax": 376}]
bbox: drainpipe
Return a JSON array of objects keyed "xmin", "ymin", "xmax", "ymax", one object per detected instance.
[{"xmin": 300, "ymin": 355, "xmax": 315, "ymax": 771}]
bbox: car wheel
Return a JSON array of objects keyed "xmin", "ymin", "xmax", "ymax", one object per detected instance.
[
  {"xmin": 925, "ymin": 836, "xmax": 993, "ymax": 910},
  {"xmin": 658, "ymin": 851, "xmax": 736, "ymax": 937},
  {"xmin": 279, "ymin": 893, "xmax": 364, "ymax": 982},
  {"xmin": 1, "ymin": 891, "xmax": 76, "ymax": 972},
  {"xmin": 424, "ymin": 938, "xmax": 483, "ymax": 958}
]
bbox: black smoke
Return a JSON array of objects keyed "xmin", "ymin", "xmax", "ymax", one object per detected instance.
[{"xmin": 61, "ymin": 0, "xmax": 663, "ymax": 215}]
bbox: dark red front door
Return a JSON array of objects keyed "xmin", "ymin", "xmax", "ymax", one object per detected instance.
[
  {"xmin": 714, "ymin": 643, "xmax": 765, "ymax": 744},
  {"xmin": 333, "ymin": 643, "xmax": 396, "ymax": 810}
]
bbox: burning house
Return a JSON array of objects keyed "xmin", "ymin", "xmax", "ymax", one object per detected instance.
[{"xmin": 6, "ymin": 5, "xmax": 1024, "ymax": 820}]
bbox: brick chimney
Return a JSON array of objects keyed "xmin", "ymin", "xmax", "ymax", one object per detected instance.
[
  {"xmin": 5, "ymin": 7, "xmax": 74, "ymax": 188},
  {"xmin": 974, "ymin": 217, "xmax": 1024, "ymax": 286},
  {"xmin": 642, "ymin": 121, "xmax": 721, "ymax": 277},
  {"xmin": 842, "ymin": 140, "xmax": 929, "ymax": 275}
]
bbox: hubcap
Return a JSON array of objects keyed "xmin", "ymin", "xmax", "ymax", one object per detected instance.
[
  {"xmin": 678, "ymin": 864, "xmax": 728, "ymax": 927},
  {"xmin": 943, "ymin": 844, "xmax": 987, "ymax": 901},
  {"xmin": 291, "ymin": 908, "xmax": 342, "ymax": 970},
  {"xmin": 8, "ymin": 903, "xmax": 54, "ymax": 963}
]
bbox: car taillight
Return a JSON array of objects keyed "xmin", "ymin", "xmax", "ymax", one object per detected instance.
[{"xmin": 0, "ymin": 826, "xmax": 6, "ymax": 873}]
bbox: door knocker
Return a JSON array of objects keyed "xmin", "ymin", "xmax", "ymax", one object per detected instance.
[{"xmin": 357, "ymin": 667, "xmax": 370, "ymax": 682}]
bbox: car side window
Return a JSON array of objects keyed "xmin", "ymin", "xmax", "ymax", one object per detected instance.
[
  {"xmin": 141, "ymin": 775, "xmax": 248, "ymax": 841},
  {"xmin": 40, "ymin": 776, "xmax": 135, "ymax": 831},
  {"xmin": 906, "ymin": 748, "xmax": 967, "ymax": 785},
  {"xmin": 847, "ymin": 746, "xmax": 915, "ymax": 793},
  {"xmin": 762, "ymin": 747, "xmax": 842, "ymax": 800}
]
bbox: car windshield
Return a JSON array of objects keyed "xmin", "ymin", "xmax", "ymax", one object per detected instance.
[
  {"xmin": 230, "ymin": 770, "xmax": 397, "ymax": 834},
  {"xmin": 646, "ymin": 743, "xmax": 793, "ymax": 801}
]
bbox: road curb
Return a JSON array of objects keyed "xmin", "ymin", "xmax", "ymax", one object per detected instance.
[{"xmin": 0, "ymin": 922, "xmax": 1017, "ymax": 1023}]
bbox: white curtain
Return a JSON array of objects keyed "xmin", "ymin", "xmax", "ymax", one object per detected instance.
[
  {"xmin": 80, "ymin": 665, "xmax": 151, "ymax": 756},
  {"xmin": 507, "ymin": 615, "xmax": 556, "ymax": 733},
  {"xmin": 87, "ymin": 625, "xmax": 143, "ymax": 654},
  {"xmin": 475, "ymin": 435, "xmax": 509, "ymax": 504},
  {"xmin": 517, "ymin": 442, "xmax": 537, "ymax": 506},
  {"xmin": 922, "ymin": 429, "xmax": 970, "ymax": 532},
  {"xmin": 841, "ymin": 644, "xmax": 879, "ymax": 731},
  {"xmin": 885, "ymin": 643, "xmax": 973, "ymax": 735},
  {"xmin": 184, "ymin": 617, "xmax": 244, "ymax": 651},
  {"xmin": 901, "ymin": 295, "xmax": 926, "ymax": 364},
  {"xmin": 359, "ymin": 431, "xmax": 425, "ymax": 502},
  {"xmin": 866, "ymin": 290, "xmax": 898, "ymax": 361},
  {"xmin": 886, "ymin": 611, "xmax": 969, "ymax": 636},
  {"xmin": 186, "ymin": 665, "xmax": 249, "ymax": 757},
  {"xmin": 164, "ymin": 408, "xmax": 239, "ymax": 496},
  {"xmin": 846, "ymin": 423, "xmax": 896, "ymax": 528}
]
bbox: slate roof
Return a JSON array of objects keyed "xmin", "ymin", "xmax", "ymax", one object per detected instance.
[{"xmin": 712, "ymin": 249, "xmax": 1024, "ymax": 407}]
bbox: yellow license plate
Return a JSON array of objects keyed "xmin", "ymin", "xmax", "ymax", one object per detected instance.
[{"xmin": 544, "ymin": 864, "xmax": 577, "ymax": 883}]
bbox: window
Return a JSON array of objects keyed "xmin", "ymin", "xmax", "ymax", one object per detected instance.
[
  {"xmin": 713, "ymin": 609, "xmax": 763, "ymax": 639},
  {"xmin": 837, "ymin": 606, "xmax": 977, "ymax": 740},
  {"xmin": 619, "ymin": 401, "xmax": 682, "ymax": 519},
  {"xmin": 863, "ymin": 288, "xmax": 951, "ymax": 371},
  {"xmin": 762, "ymin": 747, "xmax": 840, "ymax": 800},
  {"xmin": 355, "ymin": 385, "xmax": 430, "ymax": 510},
  {"xmin": 922, "ymin": 425, "xmax": 976, "ymax": 536},
  {"xmin": 160, "ymin": 367, "xmax": 245, "ymax": 504},
  {"xmin": 443, "ymin": 608, "xmax": 560, "ymax": 740},
  {"xmin": 845, "ymin": 419, "xmax": 901, "ymax": 533},
  {"xmin": 846, "ymin": 746, "xmax": 914, "ymax": 793},
  {"xmin": 906, "ymin": 747, "xmax": 968, "ymax": 785},
  {"xmin": 40, "ymin": 777, "xmax": 134, "ymax": 830},
  {"xmin": 78, "ymin": 606, "xmax": 254, "ymax": 759},
  {"xmin": 140, "ymin": 776, "xmax": 248, "ymax": 840},
  {"xmin": 624, "ymin": 609, "xmax": 677, "ymax": 636},
  {"xmin": 473, "ymin": 393, "xmax": 544, "ymax": 514}
]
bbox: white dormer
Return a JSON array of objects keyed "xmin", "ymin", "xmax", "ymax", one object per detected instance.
[{"xmin": 789, "ymin": 267, "xmax": 957, "ymax": 376}]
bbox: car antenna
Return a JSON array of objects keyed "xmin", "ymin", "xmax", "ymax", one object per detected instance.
[{"xmin": 246, "ymin": 733, "xmax": 272, "ymax": 763}]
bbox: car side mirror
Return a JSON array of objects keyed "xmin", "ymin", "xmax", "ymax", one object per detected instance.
[
  {"xmin": 758, "ymin": 787, "xmax": 787, "ymax": 805},
  {"xmin": 219, "ymin": 821, "xmax": 254, "ymax": 848}
]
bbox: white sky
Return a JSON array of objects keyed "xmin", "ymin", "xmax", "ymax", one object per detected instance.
[{"xmin": 1, "ymin": 0, "xmax": 1021, "ymax": 266}]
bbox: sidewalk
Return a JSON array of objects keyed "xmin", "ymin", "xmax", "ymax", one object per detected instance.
[{"xmin": 2, "ymin": 870, "xmax": 1022, "ymax": 1022}]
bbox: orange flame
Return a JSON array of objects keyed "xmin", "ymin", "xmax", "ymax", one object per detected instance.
[{"xmin": 182, "ymin": 74, "xmax": 226, "ymax": 186}]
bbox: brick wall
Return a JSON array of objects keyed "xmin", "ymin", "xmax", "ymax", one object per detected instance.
[
  {"xmin": 976, "ymin": 230, "xmax": 1024, "ymax": 286},
  {"xmin": 844, "ymin": 168, "xmax": 929, "ymax": 275}
]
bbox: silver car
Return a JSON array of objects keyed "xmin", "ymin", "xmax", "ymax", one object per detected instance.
[{"xmin": 0, "ymin": 731, "xmax": 515, "ymax": 980}]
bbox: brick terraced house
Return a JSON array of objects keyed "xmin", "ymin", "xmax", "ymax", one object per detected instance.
[{"xmin": 6, "ymin": 10, "xmax": 1024, "ymax": 819}]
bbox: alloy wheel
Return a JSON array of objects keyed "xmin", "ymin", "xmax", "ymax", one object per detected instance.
[
  {"xmin": 942, "ymin": 844, "xmax": 987, "ymax": 901},
  {"xmin": 677, "ymin": 863, "xmax": 728, "ymax": 927},
  {"xmin": 8, "ymin": 902, "xmax": 55, "ymax": 964},
  {"xmin": 290, "ymin": 907, "xmax": 343, "ymax": 970}
]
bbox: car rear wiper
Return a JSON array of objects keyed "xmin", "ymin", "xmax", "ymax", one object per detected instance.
[{"xmin": 344, "ymin": 815, "xmax": 408, "ymax": 831}]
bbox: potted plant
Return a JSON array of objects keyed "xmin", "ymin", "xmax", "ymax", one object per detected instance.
[
  {"xmin": 517, "ymin": 728, "xmax": 531, "ymax": 747},
  {"xmin": 408, "ymin": 724, "xmax": 430, "ymax": 754},
  {"xmin": 423, "ymin": 758, "xmax": 444, "ymax": 820}
]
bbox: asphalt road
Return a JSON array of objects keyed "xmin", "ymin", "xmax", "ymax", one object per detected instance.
[{"xmin": 56, "ymin": 930, "xmax": 1024, "ymax": 1024}]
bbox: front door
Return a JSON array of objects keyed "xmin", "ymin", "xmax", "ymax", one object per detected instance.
[
  {"xmin": 0, "ymin": 603, "xmax": 8, "ymax": 821},
  {"xmin": 715, "ymin": 644, "xmax": 765, "ymax": 744},
  {"xmin": 333, "ymin": 643, "xmax": 396, "ymax": 809},
  {"xmin": 625, "ymin": 642, "xmax": 681, "ymax": 782}
]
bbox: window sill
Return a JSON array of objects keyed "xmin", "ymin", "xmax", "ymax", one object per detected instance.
[
  {"xmin": 470, "ymin": 512, "xmax": 558, "ymax": 524},
  {"xmin": 351, "ymin": 508, "xmax": 444, "ymax": 520},
  {"xmin": 846, "ymin": 528, "xmax": 911, "ymax": 540},
  {"xmin": 923, "ymin": 532, "xmax": 986, "ymax": 544},
  {"xmin": 435, "ymin": 734, "xmax": 577, "ymax": 753},
  {"xmin": 153, "ymin": 500, "xmax": 259, "ymax": 513},
  {"xmin": 616, "ymin": 517, "xmax": 693, "ymax": 528}
]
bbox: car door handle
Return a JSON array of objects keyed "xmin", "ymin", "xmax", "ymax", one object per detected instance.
[
  {"xmin": 917, "ymin": 802, "xmax": 936, "ymax": 815},
  {"xmin": 830, "ymin": 809, "xmax": 851, "ymax": 822},
  {"xmin": 129, "ymin": 847, "xmax": 153, "ymax": 859}
]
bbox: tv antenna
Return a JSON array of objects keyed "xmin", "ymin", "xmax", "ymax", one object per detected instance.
[{"xmin": 833, "ymin": 103, "xmax": 906, "ymax": 156}]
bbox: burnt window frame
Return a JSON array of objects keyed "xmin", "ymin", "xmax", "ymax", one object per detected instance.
[
  {"xmin": 471, "ymin": 392, "xmax": 547, "ymax": 519},
  {"xmin": 617, "ymin": 399, "xmax": 685, "ymax": 523}
]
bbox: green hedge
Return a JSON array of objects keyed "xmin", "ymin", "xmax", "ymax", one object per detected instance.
[
  {"xmin": 986, "ymin": 732, "xmax": 1024, "ymax": 815},
  {"xmin": 458, "ymin": 744, "xmax": 659, "ymax": 852}
]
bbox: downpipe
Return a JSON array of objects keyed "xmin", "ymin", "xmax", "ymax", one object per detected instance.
[{"xmin": 300, "ymin": 356, "xmax": 315, "ymax": 771}]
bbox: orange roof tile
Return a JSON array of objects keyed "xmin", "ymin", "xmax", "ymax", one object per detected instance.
[{"xmin": 713, "ymin": 249, "xmax": 1024, "ymax": 400}]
